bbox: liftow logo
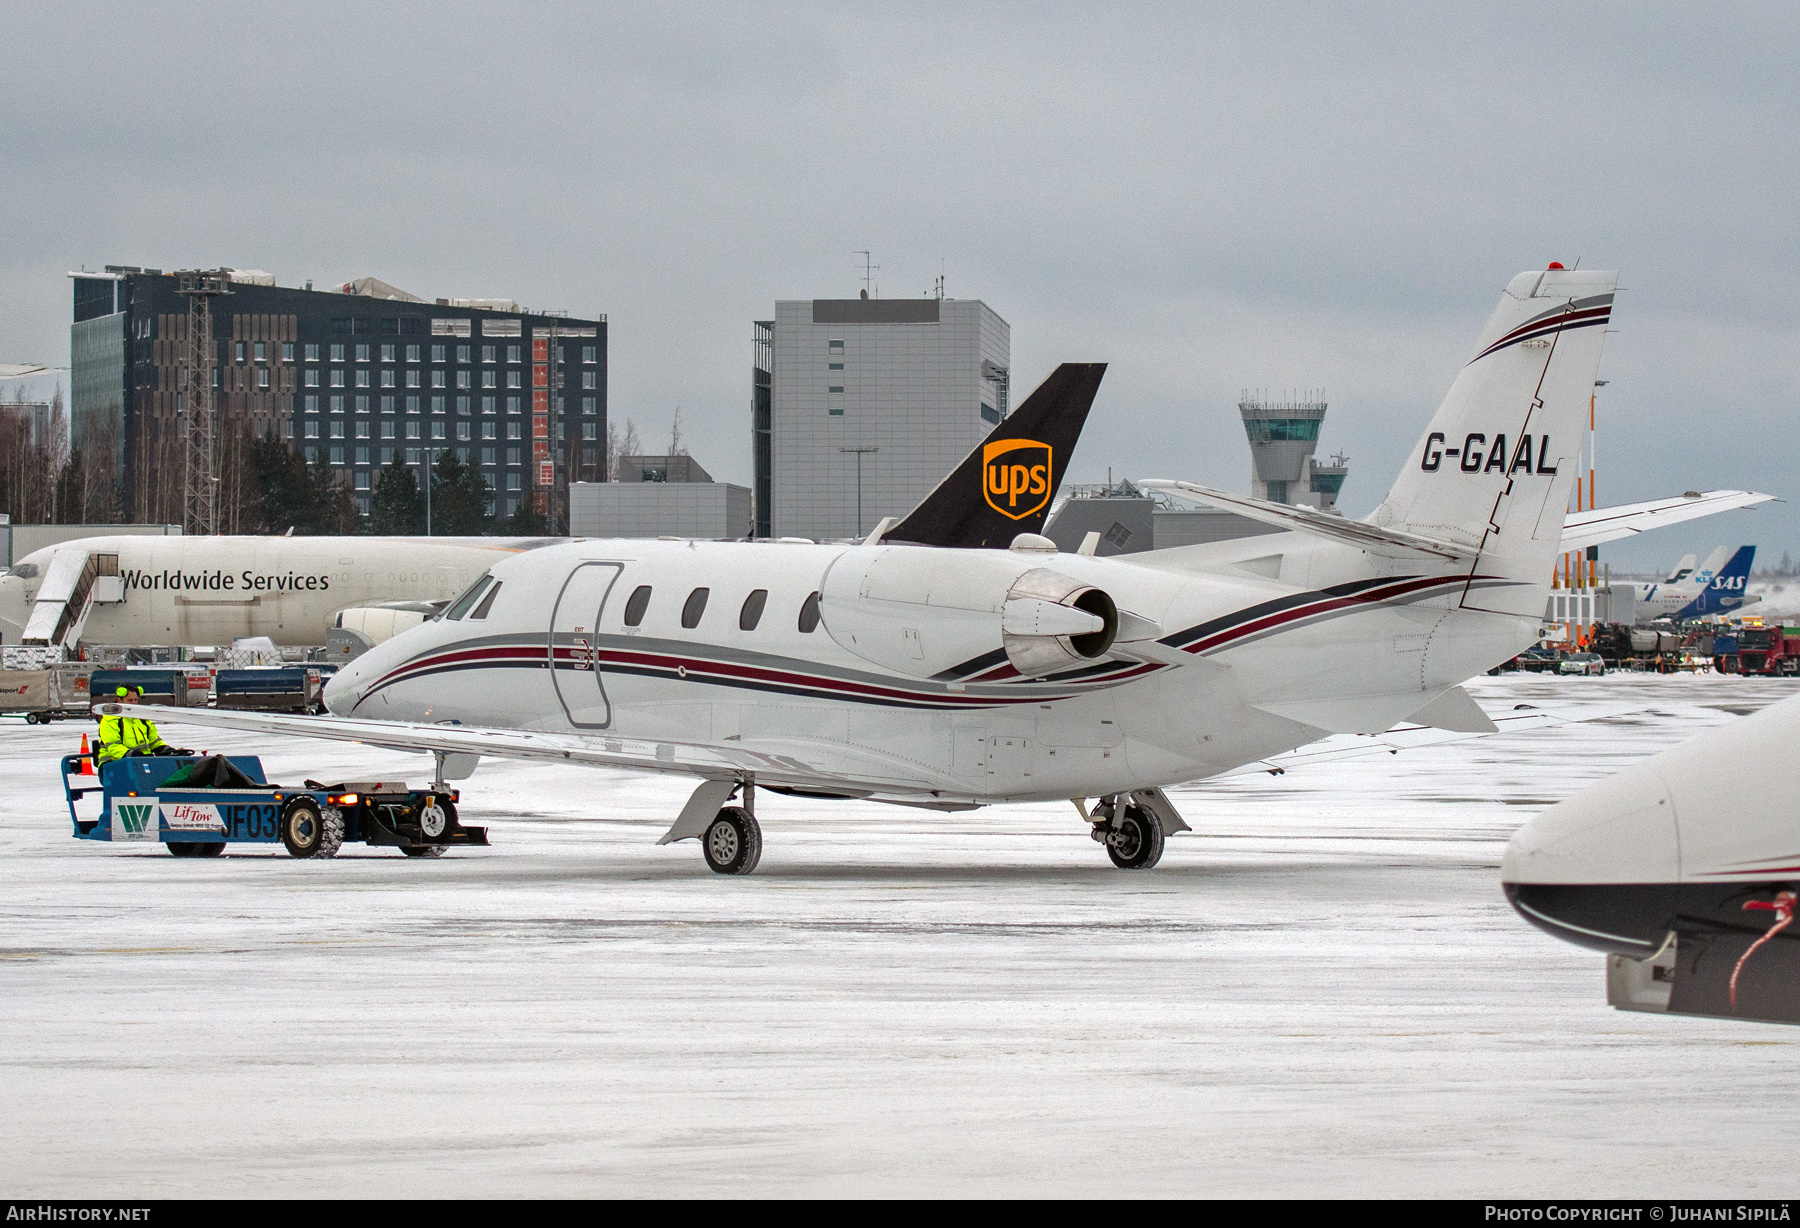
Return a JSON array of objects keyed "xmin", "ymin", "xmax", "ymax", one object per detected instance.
[
  {"xmin": 112, "ymin": 800, "xmax": 158, "ymax": 841},
  {"xmin": 982, "ymin": 439, "xmax": 1053, "ymax": 520}
]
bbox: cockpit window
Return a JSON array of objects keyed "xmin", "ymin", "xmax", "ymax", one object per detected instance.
[
  {"xmin": 469, "ymin": 582, "xmax": 502, "ymax": 620},
  {"xmin": 798, "ymin": 591, "xmax": 822, "ymax": 633},
  {"xmin": 444, "ymin": 574, "xmax": 493, "ymax": 620},
  {"xmin": 9, "ymin": 563, "xmax": 38, "ymax": 579}
]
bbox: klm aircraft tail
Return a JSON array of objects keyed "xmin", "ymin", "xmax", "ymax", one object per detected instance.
[
  {"xmin": 1679, "ymin": 545, "xmax": 1755, "ymax": 618},
  {"xmin": 1373, "ymin": 266, "xmax": 1618, "ymax": 617},
  {"xmin": 888, "ymin": 362, "xmax": 1106, "ymax": 549}
]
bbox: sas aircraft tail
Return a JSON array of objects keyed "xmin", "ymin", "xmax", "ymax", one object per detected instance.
[
  {"xmin": 1372, "ymin": 266, "xmax": 1618, "ymax": 617},
  {"xmin": 887, "ymin": 362, "xmax": 1106, "ymax": 549},
  {"xmin": 1679, "ymin": 545, "xmax": 1756, "ymax": 618}
]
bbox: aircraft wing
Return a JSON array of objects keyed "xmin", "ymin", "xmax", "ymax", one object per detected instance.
[
  {"xmin": 94, "ymin": 703, "xmax": 950, "ymax": 794},
  {"xmin": 101, "ymin": 703, "xmax": 766, "ymax": 781},
  {"xmin": 1136, "ymin": 479, "xmax": 1476, "ymax": 562},
  {"xmin": 1214, "ymin": 703, "xmax": 1639, "ymax": 778},
  {"xmin": 1560, "ymin": 490, "xmax": 1776, "ymax": 552}
]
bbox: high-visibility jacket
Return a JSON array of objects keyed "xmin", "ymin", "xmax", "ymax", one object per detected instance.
[{"xmin": 97, "ymin": 712, "xmax": 171, "ymax": 764}]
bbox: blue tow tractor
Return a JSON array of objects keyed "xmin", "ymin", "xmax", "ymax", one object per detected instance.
[{"xmin": 62, "ymin": 753, "xmax": 489, "ymax": 858}]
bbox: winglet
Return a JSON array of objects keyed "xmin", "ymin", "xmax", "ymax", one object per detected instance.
[{"xmin": 887, "ymin": 363, "xmax": 1106, "ymax": 549}]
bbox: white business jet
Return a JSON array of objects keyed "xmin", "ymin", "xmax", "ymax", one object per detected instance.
[
  {"xmin": 1505, "ymin": 692, "xmax": 1800, "ymax": 1025},
  {"xmin": 127, "ymin": 267, "xmax": 1773, "ymax": 874}
]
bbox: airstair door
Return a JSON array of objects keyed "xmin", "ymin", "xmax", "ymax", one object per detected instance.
[{"xmin": 549, "ymin": 562, "xmax": 624, "ymax": 729}]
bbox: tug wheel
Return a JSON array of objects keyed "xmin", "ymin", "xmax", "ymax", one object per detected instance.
[
  {"xmin": 194, "ymin": 842, "xmax": 225, "ymax": 857},
  {"xmin": 168, "ymin": 842, "xmax": 197, "ymax": 858},
  {"xmin": 1106, "ymin": 802, "xmax": 1165, "ymax": 870},
  {"xmin": 703, "ymin": 807, "xmax": 762, "ymax": 875},
  {"xmin": 281, "ymin": 799, "xmax": 326, "ymax": 858}
]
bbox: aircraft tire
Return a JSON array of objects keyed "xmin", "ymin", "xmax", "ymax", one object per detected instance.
[
  {"xmin": 194, "ymin": 842, "xmax": 226, "ymax": 857},
  {"xmin": 281, "ymin": 799, "xmax": 326, "ymax": 859},
  {"xmin": 400, "ymin": 844, "xmax": 447, "ymax": 858},
  {"xmin": 1106, "ymin": 803, "xmax": 1164, "ymax": 870},
  {"xmin": 703, "ymin": 807, "xmax": 762, "ymax": 876}
]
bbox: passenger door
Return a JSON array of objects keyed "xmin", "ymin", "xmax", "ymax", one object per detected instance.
[{"xmin": 550, "ymin": 562, "xmax": 625, "ymax": 729}]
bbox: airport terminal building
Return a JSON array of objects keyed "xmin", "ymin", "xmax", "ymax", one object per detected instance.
[
  {"xmin": 754, "ymin": 296, "xmax": 1010, "ymax": 541},
  {"xmin": 70, "ymin": 267, "xmax": 607, "ymax": 522}
]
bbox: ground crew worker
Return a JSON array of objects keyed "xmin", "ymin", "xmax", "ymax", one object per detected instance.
[{"xmin": 96, "ymin": 686, "xmax": 190, "ymax": 763}]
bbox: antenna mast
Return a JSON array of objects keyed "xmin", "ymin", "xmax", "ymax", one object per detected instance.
[{"xmin": 176, "ymin": 269, "xmax": 230, "ymax": 535}]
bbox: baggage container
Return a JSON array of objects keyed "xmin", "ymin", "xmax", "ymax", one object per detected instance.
[
  {"xmin": 0, "ymin": 669, "xmax": 63, "ymax": 722},
  {"xmin": 215, "ymin": 667, "xmax": 323, "ymax": 714},
  {"xmin": 88, "ymin": 668, "xmax": 191, "ymax": 708}
]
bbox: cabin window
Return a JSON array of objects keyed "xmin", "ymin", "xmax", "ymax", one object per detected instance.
[
  {"xmin": 739, "ymin": 589, "xmax": 767, "ymax": 631},
  {"xmin": 798, "ymin": 591, "xmax": 822, "ymax": 633},
  {"xmin": 681, "ymin": 587, "xmax": 710, "ymax": 629},
  {"xmin": 444, "ymin": 574, "xmax": 493, "ymax": 620},
  {"xmin": 470, "ymin": 582, "xmax": 502, "ymax": 620},
  {"xmin": 623, "ymin": 585, "xmax": 652, "ymax": 627}
]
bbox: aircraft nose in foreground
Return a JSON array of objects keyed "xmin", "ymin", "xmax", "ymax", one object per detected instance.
[{"xmin": 1502, "ymin": 765, "xmax": 1681, "ymax": 956}]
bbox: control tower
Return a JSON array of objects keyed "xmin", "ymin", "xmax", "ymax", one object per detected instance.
[{"xmin": 1238, "ymin": 391, "xmax": 1347, "ymax": 512}]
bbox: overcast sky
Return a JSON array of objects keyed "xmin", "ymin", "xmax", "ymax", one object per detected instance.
[{"xmin": 5, "ymin": 3, "xmax": 1796, "ymax": 570}]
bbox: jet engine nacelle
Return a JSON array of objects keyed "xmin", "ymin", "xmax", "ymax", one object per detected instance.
[{"xmin": 819, "ymin": 545, "xmax": 1117, "ymax": 679}]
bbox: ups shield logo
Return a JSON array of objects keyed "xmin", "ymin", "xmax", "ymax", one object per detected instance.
[{"xmin": 983, "ymin": 439, "xmax": 1053, "ymax": 520}]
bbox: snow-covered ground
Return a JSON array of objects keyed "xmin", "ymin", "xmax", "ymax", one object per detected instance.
[{"xmin": 5, "ymin": 673, "xmax": 1799, "ymax": 1197}]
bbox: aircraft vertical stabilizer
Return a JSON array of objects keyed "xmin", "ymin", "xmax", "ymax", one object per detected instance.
[
  {"xmin": 1373, "ymin": 268, "xmax": 1618, "ymax": 617},
  {"xmin": 887, "ymin": 363, "xmax": 1105, "ymax": 549}
]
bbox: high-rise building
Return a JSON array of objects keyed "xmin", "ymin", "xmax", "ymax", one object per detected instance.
[
  {"xmin": 69, "ymin": 266, "xmax": 606, "ymax": 526},
  {"xmin": 754, "ymin": 296, "xmax": 1010, "ymax": 541}
]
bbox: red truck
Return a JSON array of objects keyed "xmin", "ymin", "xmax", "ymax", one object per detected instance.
[{"xmin": 1732, "ymin": 625, "xmax": 1800, "ymax": 676}]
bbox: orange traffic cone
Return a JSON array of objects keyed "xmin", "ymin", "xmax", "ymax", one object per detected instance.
[{"xmin": 78, "ymin": 733, "xmax": 95, "ymax": 776}]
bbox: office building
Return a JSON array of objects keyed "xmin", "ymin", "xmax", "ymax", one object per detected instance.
[
  {"xmin": 69, "ymin": 266, "xmax": 606, "ymax": 523},
  {"xmin": 754, "ymin": 296, "xmax": 1009, "ymax": 541},
  {"xmin": 568, "ymin": 450, "xmax": 750, "ymax": 540}
]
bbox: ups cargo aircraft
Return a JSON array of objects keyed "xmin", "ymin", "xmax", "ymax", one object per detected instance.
[
  {"xmin": 126, "ymin": 267, "xmax": 1774, "ymax": 875},
  {"xmin": 1505, "ymin": 692, "xmax": 1800, "ymax": 1026}
]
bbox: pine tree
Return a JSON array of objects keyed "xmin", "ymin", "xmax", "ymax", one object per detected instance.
[
  {"xmin": 370, "ymin": 460, "xmax": 425, "ymax": 534},
  {"xmin": 428, "ymin": 451, "xmax": 491, "ymax": 536}
]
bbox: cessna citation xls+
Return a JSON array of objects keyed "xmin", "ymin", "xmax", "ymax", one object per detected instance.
[{"xmin": 132, "ymin": 268, "xmax": 1694, "ymax": 874}]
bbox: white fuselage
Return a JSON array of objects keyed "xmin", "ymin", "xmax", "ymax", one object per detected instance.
[
  {"xmin": 0, "ymin": 535, "xmax": 547, "ymax": 648},
  {"xmin": 324, "ymin": 535, "xmax": 1535, "ymax": 804}
]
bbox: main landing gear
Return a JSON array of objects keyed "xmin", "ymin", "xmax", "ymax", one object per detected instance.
[
  {"xmin": 1086, "ymin": 788, "xmax": 1190, "ymax": 870},
  {"xmin": 702, "ymin": 806, "xmax": 762, "ymax": 875},
  {"xmin": 661, "ymin": 776, "xmax": 763, "ymax": 875}
]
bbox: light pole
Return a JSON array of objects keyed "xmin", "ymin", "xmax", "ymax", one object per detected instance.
[
  {"xmin": 839, "ymin": 445, "xmax": 878, "ymax": 537},
  {"xmin": 423, "ymin": 446, "xmax": 442, "ymax": 535}
]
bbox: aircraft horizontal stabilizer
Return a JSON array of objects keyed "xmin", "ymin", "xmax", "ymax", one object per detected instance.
[
  {"xmin": 1136, "ymin": 480, "xmax": 1476, "ymax": 562},
  {"xmin": 1560, "ymin": 490, "xmax": 1775, "ymax": 552},
  {"xmin": 1215, "ymin": 702, "xmax": 1639, "ymax": 779}
]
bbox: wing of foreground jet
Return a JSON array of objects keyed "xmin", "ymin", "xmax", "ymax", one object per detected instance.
[
  {"xmin": 1559, "ymin": 490, "xmax": 1775, "ymax": 552},
  {"xmin": 99, "ymin": 702, "xmax": 747, "ymax": 777},
  {"xmin": 1134, "ymin": 479, "xmax": 1476, "ymax": 562},
  {"xmin": 1214, "ymin": 702, "xmax": 1640, "ymax": 778},
  {"xmin": 94, "ymin": 703, "xmax": 961, "ymax": 798}
]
